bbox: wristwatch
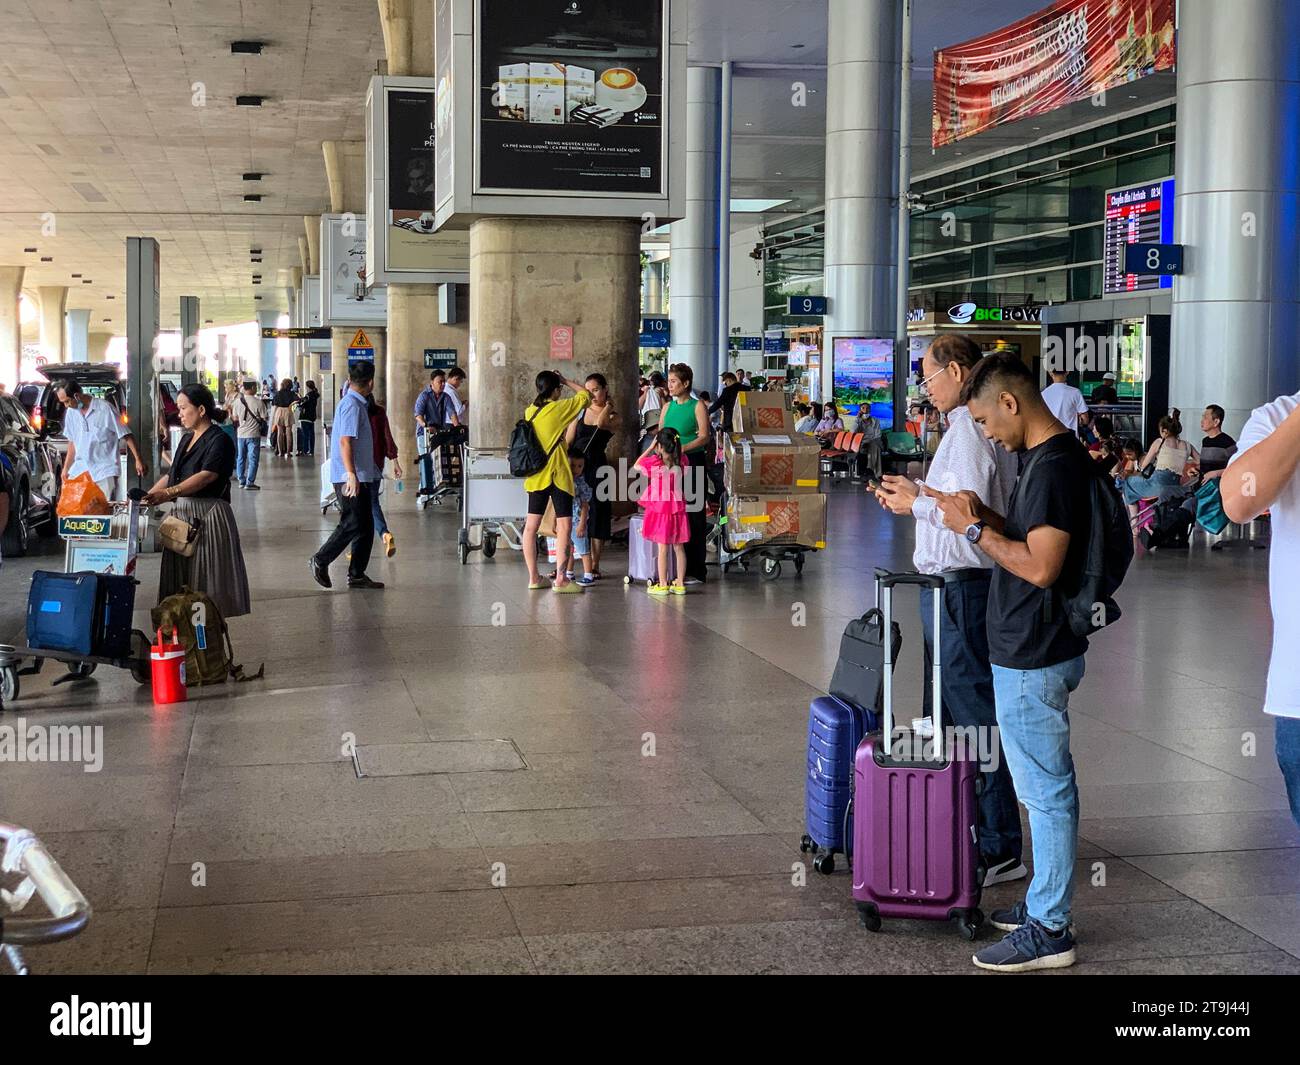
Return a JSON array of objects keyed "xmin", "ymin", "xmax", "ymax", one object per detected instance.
[{"xmin": 965, "ymin": 520, "xmax": 985, "ymax": 544}]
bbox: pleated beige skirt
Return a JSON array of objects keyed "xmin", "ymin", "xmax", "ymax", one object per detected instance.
[{"xmin": 158, "ymin": 496, "xmax": 252, "ymax": 619}]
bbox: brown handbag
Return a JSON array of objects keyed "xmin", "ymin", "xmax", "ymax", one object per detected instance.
[{"xmin": 158, "ymin": 512, "xmax": 201, "ymax": 557}]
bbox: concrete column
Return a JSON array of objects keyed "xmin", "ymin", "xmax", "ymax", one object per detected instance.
[
  {"xmin": 0, "ymin": 266, "xmax": 25, "ymax": 388},
  {"xmin": 38, "ymin": 286, "xmax": 68, "ymax": 363},
  {"xmin": 87, "ymin": 332, "xmax": 112, "ymax": 364},
  {"xmin": 1169, "ymin": 0, "xmax": 1300, "ymax": 434},
  {"xmin": 648, "ymin": 260, "xmax": 665, "ymax": 316},
  {"xmin": 387, "ymin": 285, "xmax": 469, "ymax": 491},
  {"xmin": 380, "ymin": 0, "xmax": 434, "ymax": 77},
  {"xmin": 822, "ymin": 0, "xmax": 901, "ymax": 402},
  {"xmin": 255, "ymin": 309, "xmax": 279, "ymax": 385},
  {"xmin": 66, "ymin": 308, "xmax": 92, "ymax": 362},
  {"xmin": 469, "ymin": 217, "xmax": 640, "ymax": 463},
  {"xmin": 670, "ymin": 65, "xmax": 722, "ymax": 386}
]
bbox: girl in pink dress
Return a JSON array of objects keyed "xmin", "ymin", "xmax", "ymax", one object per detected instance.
[{"xmin": 636, "ymin": 428, "xmax": 690, "ymax": 596}]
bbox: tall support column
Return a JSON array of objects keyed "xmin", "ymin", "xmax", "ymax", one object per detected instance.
[
  {"xmin": 717, "ymin": 61, "xmax": 734, "ymax": 387},
  {"xmin": 87, "ymin": 332, "xmax": 112, "ymax": 364},
  {"xmin": 469, "ymin": 217, "xmax": 640, "ymax": 463},
  {"xmin": 1170, "ymin": 0, "xmax": 1300, "ymax": 433},
  {"xmin": 670, "ymin": 65, "xmax": 722, "ymax": 387},
  {"xmin": 822, "ymin": 0, "xmax": 901, "ymax": 404},
  {"xmin": 67, "ymin": 308, "xmax": 91, "ymax": 362},
  {"xmin": 179, "ymin": 295, "xmax": 200, "ymax": 387},
  {"xmin": 38, "ymin": 286, "xmax": 68, "ymax": 363},
  {"xmin": 387, "ymin": 285, "xmax": 468, "ymax": 493},
  {"xmin": 0, "ymin": 267, "xmax": 25, "ymax": 388},
  {"xmin": 302, "ymin": 219, "xmax": 323, "ymax": 380},
  {"xmin": 255, "ymin": 309, "xmax": 279, "ymax": 385}
]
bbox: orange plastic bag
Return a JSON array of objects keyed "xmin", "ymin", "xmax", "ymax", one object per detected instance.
[{"xmin": 56, "ymin": 472, "xmax": 112, "ymax": 518}]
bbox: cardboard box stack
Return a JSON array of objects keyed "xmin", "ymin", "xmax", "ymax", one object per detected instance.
[{"xmin": 724, "ymin": 392, "xmax": 827, "ymax": 551}]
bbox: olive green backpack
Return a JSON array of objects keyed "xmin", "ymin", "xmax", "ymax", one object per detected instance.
[{"xmin": 151, "ymin": 588, "xmax": 264, "ymax": 687}]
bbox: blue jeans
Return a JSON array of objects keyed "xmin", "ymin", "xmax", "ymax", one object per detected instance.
[
  {"xmin": 1122, "ymin": 468, "xmax": 1179, "ymax": 504},
  {"xmin": 1275, "ymin": 716, "xmax": 1300, "ymax": 827},
  {"xmin": 991, "ymin": 654, "xmax": 1086, "ymax": 931},
  {"xmin": 921, "ymin": 580, "xmax": 1023, "ymax": 865},
  {"xmin": 371, "ymin": 471, "xmax": 389, "ymax": 537},
  {"xmin": 236, "ymin": 437, "xmax": 261, "ymax": 486}
]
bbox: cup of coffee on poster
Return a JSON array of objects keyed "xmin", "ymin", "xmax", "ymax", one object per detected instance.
[{"xmin": 596, "ymin": 67, "xmax": 647, "ymax": 113}]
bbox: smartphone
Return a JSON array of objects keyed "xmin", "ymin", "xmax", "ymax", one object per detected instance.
[{"xmin": 864, "ymin": 473, "xmax": 883, "ymax": 492}]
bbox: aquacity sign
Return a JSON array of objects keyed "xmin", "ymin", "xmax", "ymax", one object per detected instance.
[
  {"xmin": 58, "ymin": 516, "xmax": 112, "ymax": 538},
  {"xmin": 946, "ymin": 302, "xmax": 1042, "ymax": 325}
]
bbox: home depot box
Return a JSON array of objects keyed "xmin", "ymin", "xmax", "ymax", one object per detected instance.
[
  {"xmin": 724, "ymin": 432, "xmax": 821, "ymax": 494},
  {"xmin": 731, "ymin": 389, "xmax": 795, "ymax": 435},
  {"xmin": 726, "ymin": 493, "xmax": 827, "ymax": 550}
]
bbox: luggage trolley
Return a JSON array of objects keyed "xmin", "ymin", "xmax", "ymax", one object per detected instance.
[
  {"xmin": 458, "ymin": 446, "xmax": 530, "ymax": 565},
  {"xmin": 0, "ymin": 820, "xmax": 92, "ymax": 974},
  {"xmin": 709, "ymin": 488, "xmax": 820, "ymax": 581},
  {"xmin": 416, "ymin": 425, "xmax": 466, "ymax": 511},
  {"xmin": 0, "ymin": 500, "xmax": 152, "ymax": 706}
]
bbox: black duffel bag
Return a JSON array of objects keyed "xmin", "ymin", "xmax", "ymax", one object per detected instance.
[{"xmin": 829, "ymin": 607, "xmax": 901, "ymax": 715}]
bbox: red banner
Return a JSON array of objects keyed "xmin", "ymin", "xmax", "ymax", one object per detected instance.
[{"xmin": 932, "ymin": 0, "xmax": 1175, "ymax": 149}]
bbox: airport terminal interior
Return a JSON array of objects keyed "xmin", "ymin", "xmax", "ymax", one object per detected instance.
[{"xmin": 1, "ymin": 0, "xmax": 1298, "ymax": 979}]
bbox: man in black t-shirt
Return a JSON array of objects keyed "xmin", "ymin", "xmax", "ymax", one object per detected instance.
[
  {"xmin": 923, "ymin": 352, "xmax": 1093, "ymax": 973},
  {"xmin": 1195, "ymin": 403, "xmax": 1237, "ymax": 480}
]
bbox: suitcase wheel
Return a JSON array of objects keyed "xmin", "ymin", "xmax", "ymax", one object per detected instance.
[
  {"xmin": 813, "ymin": 852, "xmax": 835, "ymax": 875},
  {"xmin": 799, "ymin": 834, "xmax": 813, "ymax": 854},
  {"xmin": 954, "ymin": 908, "xmax": 983, "ymax": 941},
  {"xmin": 623, "ymin": 575, "xmax": 632, "ymax": 585},
  {"xmin": 856, "ymin": 904, "xmax": 882, "ymax": 933},
  {"xmin": 67, "ymin": 661, "xmax": 96, "ymax": 679}
]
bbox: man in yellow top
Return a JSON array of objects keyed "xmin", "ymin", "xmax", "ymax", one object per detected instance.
[{"xmin": 521, "ymin": 370, "xmax": 591, "ymax": 593}]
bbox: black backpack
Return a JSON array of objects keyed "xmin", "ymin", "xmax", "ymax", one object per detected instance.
[
  {"xmin": 1023, "ymin": 440, "xmax": 1133, "ymax": 637},
  {"xmin": 508, "ymin": 406, "xmax": 557, "ymax": 478}
]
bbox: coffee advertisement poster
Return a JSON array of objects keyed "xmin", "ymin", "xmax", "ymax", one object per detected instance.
[
  {"xmin": 476, "ymin": 0, "xmax": 667, "ymax": 196},
  {"xmin": 386, "ymin": 87, "xmax": 469, "ymax": 273}
]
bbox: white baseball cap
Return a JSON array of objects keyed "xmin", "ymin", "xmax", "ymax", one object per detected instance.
[{"xmin": 1102, "ymin": 372, "xmax": 1116, "ymax": 380}]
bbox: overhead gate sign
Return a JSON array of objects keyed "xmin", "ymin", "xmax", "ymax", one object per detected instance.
[{"xmin": 931, "ymin": 0, "xmax": 1175, "ymax": 149}]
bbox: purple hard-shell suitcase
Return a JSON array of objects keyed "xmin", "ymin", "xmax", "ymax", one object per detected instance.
[
  {"xmin": 625, "ymin": 515, "xmax": 677, "ymax": 585},
  {"xmin": 851, "ymin": 569, "xmax": 984, "ymax": 939}
]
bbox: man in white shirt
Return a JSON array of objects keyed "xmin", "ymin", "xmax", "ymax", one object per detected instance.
[
  {"xmin": 1221, "ymin": 393, "xmax": 1300, "ymax": 825},
  {"xmin": 1041, "ymin": 369, "xmax": 1090, "ymax": 435},
  {"xmin": 874, "ymin": 334, "xmax": 1025, "ymax": 886},
  {"xmin": 56, "ymin": 379, "xmax": 146, "ymax": 502}
]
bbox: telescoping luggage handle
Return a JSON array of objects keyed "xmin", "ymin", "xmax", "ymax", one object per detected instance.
[{"xmin": 873, "ymin": 568, "xmax": 944, "ymax": 758}]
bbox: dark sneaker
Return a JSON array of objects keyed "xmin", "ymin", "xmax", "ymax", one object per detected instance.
[
  {"xmin": 309, "ymin": 556, "xmax": 331, "ymax": 589},
  {"xmin": 973, "ymin": 920, "xmax": 1076, "ymax": 972},
  {"xmin": 246, "ymin": 483, "xmax": 261, "ymax": 491},
  {"xmin": 984, "ymin": 856, "xmax": 1029, "ymax": 888},
  {"xmin": 347, "ymin": 575, "xmax": 385, "ymax": 590},
  {"xmin": 989, "ymin": 900, "xmax": 1030, "ymax": 932}
]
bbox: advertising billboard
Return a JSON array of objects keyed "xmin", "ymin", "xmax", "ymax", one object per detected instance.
[
  {"xmin": 832, "ymin": 338, "xmax": 895, "ymax": 430},
  {"xmin": 474, "ymin": 0, "xmax": 668, "ymax": 197},
  {"xmin": 320, "ymin": 215, "xmax": 387, "ymax": 326},
  {"xmin": 932, "ymin": 0, "xmax": 1175, "ymax": 149}
]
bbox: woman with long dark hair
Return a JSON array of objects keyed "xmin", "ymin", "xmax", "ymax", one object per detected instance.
[
  {"xmin": 270, "ymin": 378, "xmax": 296, "ymax": 458},
  {"xmin": 142, "ymin": 383, "xmax": 251, "ymax": 618},
  {"xmin": 567, "ymin": 372, "xmax": 621, "ymax": 579},
  {"xmin": 521, "ymin": 370, "xmax": 591, "ymax": 592},
  {"xmin": 296, "ymin": 380, "xmax": 320, "ymax": 456},
  {"xmin": 660, "ymin": 363, "xmax": 712, "ymax": 584}
]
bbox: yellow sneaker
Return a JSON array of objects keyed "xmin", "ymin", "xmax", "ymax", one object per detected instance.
[
  {"xmin": 647, "ymin": 584, "xmax": 670, "ymax": 597},
  {"xmin": 670, "ymin": 581, "xmax": 687, "ymax": 595},
  {"xmin": 383, "ymin": 532, "xmax": 396, "ymax": 558}
]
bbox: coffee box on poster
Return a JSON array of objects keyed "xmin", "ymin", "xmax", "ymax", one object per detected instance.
[
  {"xmin": 529, "ymin": 62, "xmax": 566, "ymax": 124},
  {"xmin": 724, "ymin": 433, "xmax": 821, "ymax": 495},
  {"xmin": 496, "ymin": 64, "xmax": 529, "ymax": 120},
  {"xmin": 564, "ymin": 64, "xmax": 596, "ymax": 119},
  {"xmin": 731, "ymin": 389, "xmax": 795, "ymax": 435},
  {"xmin": 725, "ymin": 493, "xmax": 827, "ymax": 550}
]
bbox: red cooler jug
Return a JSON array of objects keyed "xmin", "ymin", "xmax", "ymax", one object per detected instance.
[{"xmin": 150, "ymin": 628, "xmax": 187, "ymax": 704}]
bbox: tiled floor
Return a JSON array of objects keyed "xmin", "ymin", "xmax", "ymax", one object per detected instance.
[{"xmin": 1, "ymin": 455, "xmax": 1297, "ymax": 975}]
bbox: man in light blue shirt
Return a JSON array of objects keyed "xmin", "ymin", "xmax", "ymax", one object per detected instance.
[{"xmin": 310, "ymin": 360, "xmax": 382, "ymax": 590}]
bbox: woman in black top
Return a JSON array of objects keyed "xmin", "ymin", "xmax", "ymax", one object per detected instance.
[
  {"xmin": 296, "ymin": 381, "xmax": 320, "ymax": 456},
  {"xmin": 142, "ymin": 384, "xmax": 251, "ymax": 618},
  {"xmin": 270, "ymin": 379, "xmax": 297, "ymax": 459},
  {"xmin": 567, "ymin": 373, "xmax": 621, "ymax": 578}
]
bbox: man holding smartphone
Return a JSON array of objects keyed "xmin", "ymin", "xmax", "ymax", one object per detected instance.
[{"xmin": 873, "ymin": 335, "xmax": 1024, "ymax": 889}]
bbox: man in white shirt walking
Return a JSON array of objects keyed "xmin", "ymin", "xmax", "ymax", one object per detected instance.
[
  {"xmin": 1221, "ymin": 393, "xmax": 1300, "ymax": 825},
  {"xmin": 873, "ymin": 335, "xmax": 1026, "ymax": 886},
  {"xmin": 56, "ymin": 379, "xmax": 147, "ymax": 502},
  {"xmin": 1041, "ymin": 369, "xmax": 1090, "ymax": 435}
]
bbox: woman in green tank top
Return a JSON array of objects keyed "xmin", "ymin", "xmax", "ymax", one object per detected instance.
[{"xmin": 662, "ymin": 364, "xmax": 711, "ymax": 584}]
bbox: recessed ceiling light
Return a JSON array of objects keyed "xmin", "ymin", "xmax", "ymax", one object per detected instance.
[
  {"xmin": 71, "ymin": 273, "xmax": 82, "ymax": 278},
  {"xmin": 236, "ymin": 95, "xmax": 265, "ymax": 107},
  {"xmin": 102, "ymin": 318, "xmax": 111, "ymax": 323},
  {"xmin": 250, "ymin": 248, "xmax": 262, "ymax": 254},
  {"xmin": 790, "ymin": 43, "xmax": 805, "ymax": 49},
  {"xmin": 244, "ymin": 195, "xmax": 263, "ymax": 202},
  {"xmin": 40, "ymin": 256, "xmax": 53, "ymax": 262},
  {"xmin": 82, "ymin": 279, "xmax": 93, "ymax": 283},
  {"xmin": 253, "ymin": 295, "xmax": 263, "ymax": 300},
  {"xmin": 243, "ymin": 172, "xmax": 264, "ymax": 181},
  {"xmin": 106, "ymin": 295, "xmax": 114, "ymax": 300},
  {"xmin": 23, "ymin": 247, "xmax": 36, "ymax": 253},
  {"xmin": 230, "ymin": 41, "xmax": 265, "ymax": 54},
  {"xmin": 205, "ymin": 319, "xmax": 214, "ymax": 324}
]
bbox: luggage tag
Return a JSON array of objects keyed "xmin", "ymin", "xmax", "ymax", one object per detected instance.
[{"xmin": 191, "ymin": 601, "xmax": 208, "ymax": 651}]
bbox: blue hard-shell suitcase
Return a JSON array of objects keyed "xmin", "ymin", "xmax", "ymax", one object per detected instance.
[
  {"xmin": 27, "ymin": 572, "xmax": 99, "ymax": 657},
  {"xmin": 801, "ymin": 695, "xmax": 878, "ymax": 874}
]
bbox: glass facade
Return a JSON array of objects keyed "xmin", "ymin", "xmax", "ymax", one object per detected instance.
[{"xmin": 760, "ymin": 105, "xmax": 1176, "ymax": 331}]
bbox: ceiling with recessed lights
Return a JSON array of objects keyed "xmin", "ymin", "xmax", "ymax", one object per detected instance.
[{"xmin": 0, "ymin": 0, "xmax": 1173, "ymax": 333}]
